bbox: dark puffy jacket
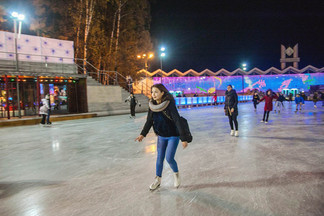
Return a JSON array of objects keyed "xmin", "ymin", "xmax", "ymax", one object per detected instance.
[
  {"xmin": 224, "ymin": 89, "xmax": 238, "ymax": 115},
  {"xmin": 140, "ymin": 100, "xmax": 187, "ymax": 142},
  {"xmin": 277, "ymin": 95, "xmax": 285, "ymax": 102},
  {"xmin": 252, "ymin": 94, "xmax": 260, "ymax": 102}
]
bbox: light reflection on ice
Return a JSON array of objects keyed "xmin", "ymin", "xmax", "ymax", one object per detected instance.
[{"xmin": 52, "ymin": 140, "xmax": 60, "ymax": 152}]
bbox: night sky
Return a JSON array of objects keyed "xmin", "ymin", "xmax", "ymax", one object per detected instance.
[{"xmin": 150, "ymin": 0, "xmax": 324, "ymax": 72}]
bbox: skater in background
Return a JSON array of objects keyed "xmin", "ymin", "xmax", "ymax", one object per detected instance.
[
  {"xmin": 252, "ymin": 92, "xmax": 260, "ymax": 110},
  {"xmin": 224, "ymin": 85, "xmax": 239, "ymax": 136},
  {"xmin": 295, "ymin": 94, "xmax": 304, "ymax": 112},
  {"xmin": 321, "ymin": 92, "xmax": 324, "ymax": 107},
  {"xmin": 126, "ymin": 75, "xmax": 133, "ymax": 93},
  {"xmin": 300, "ymin": 91, "xmax": 307, "ymax": 109},
  {"xmin": 300, "ymin": 91, "xmax": 307, "ymax": 101},
  {"xmin": 313, "ymin": 92, "xmax": 318, "ymax": 108},
  {"xmin": 274, "ymin": 92, "xmax": 285, "ymax": 113},
  {"xmin": 288, "ymin": 93, "xmax": 293, "ymax": 104},
  {"xmin": 259, "ymin": 89, "xmax": 278, "ymax": 123},
  {"xmin": 39, "ymin": 94, "xmax": 50, "ymax": 125},
  {"xmin": 212, "ymin": 92, "xmax": 218, "ymax": 106},
  {"xmin": 125, "ymin": 93, "xmax": 140, "ymax": 118},
  {"xmin": 46, "ymin": 94, "xmax": 52, "ymax": 124},
  {"xmin": 135, "ymin": 84, "xmax": 190, "ymax": 191}
]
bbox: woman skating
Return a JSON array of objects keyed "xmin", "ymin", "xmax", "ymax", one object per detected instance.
[
  {"xmin": 224, "ymin": 85, "xmax": 239, "ymax": 136},
  {"xmin": 135, "ymin": 84, "xmax": 190, "ymax": 191},
  {"xmin": 259, "ymin": 89, "xmax": 278, "ymax": 123}
]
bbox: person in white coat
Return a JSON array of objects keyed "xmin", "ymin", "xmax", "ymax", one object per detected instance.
[{"xmin": 39, "ymin": 94, "xmax": 50, "ymax": 125}]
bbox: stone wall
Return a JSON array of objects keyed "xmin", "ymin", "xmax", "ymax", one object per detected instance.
[{"xmin": 87, "ymin": 77, "xmax": 149, "ymax": 116}]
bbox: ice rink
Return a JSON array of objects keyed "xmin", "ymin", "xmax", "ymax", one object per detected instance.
[{"xmin": 0, "ymin": 102, "xmax": 323, "ymax": 216}]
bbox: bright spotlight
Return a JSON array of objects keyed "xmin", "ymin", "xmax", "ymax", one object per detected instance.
[
  {"xmin": 149, "ymin": 53, "xmax": 154, "ymax": 58},
  {"xmin": 11, "ymin": 12, "xmax": 19, "ymax": 18},
  {"xmin": 242, "ymin": 63, "xmax": 247, "ymax": 67},
  {"xmin": 161, "ymin": 47, "xmax": 165, "ymax": 52},
  {"xmin": 161, "ymin": 53, "xmax": 166, "ymax": 57},
  {"xmin": 18, "ymin": 14, "xmax": 25, "ymax": 20},
  {"xmin": 243, "ymin": 67, "xmax": 247, "ymax": 71}
]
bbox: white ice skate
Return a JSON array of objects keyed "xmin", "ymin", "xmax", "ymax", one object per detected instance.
[
  {"xmin": 173, "ymin": 172, "xmax": 181, "ymax": 188},
  {"xmin": 234, "ymin": 131, "xmax": 239, "ymax": 137},
  {"xmin": 314, "ymin": 105, "xmax": 317, "ymax": 108},
  {"xmin": 260, "ymin": 120, "xmax": 264, "ymax": 123},
  {"xmin": 230, "ymin": 130, "xmax": 234, "ymax": 136},
  {"xmin": 265, "ymin": 121, "xmax": 268, "ymax": 124},
  {"xmin": 149, "ymin": 176, "xmax": 161, "ymax": 191}
]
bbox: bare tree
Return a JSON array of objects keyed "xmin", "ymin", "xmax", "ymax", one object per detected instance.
[
  {"xmin": 108, "ymin": 10, "xmax": 117, "ymax": 59},
  {"xmin": 83, "ymin": 0, "xmax": 96, "ymax": 74},
  {"xmin": 75, "ymin": 0, "xmax": 84, "ymax": 59},
  {"xmin": 113, "ymin": 0, "xmax": 127, "ymax": 71}
]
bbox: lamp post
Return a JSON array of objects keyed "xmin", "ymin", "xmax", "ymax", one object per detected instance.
[
  {"xmin": 242, "ymin": 63, "xmax": 247, "ymax": 71},
  {"xmin": 241, "ymin": 63, "xmax": 247, "ymax": 94},
  {"xmin": 11, "ymin": 12, "xmax": 25, "ymax": 118},
  {"xmin": 160, "ymin": 47, "xmax": 166, "ymax": 70},
  {"xmin": 137, "ymin": 53, "xmax": 154, "ymax": 95},
  {"xmin": 137, "ymin": 53, "xmax": 154, "ymax": 71}
]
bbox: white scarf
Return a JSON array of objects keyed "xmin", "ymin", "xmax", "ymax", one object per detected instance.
[{"xmin": 149, "ymin": 100, "xmax": 170, "ymax": 112}]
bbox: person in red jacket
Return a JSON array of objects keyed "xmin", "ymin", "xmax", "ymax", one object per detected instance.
[
  {"xmin": 212, "ymin": 92, "xmax": 218, "ymax": 106},
  {"xmin": 259, "ymin": 89, "xmax": 278, "ymax": 123}
]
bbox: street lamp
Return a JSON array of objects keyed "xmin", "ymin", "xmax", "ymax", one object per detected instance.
[
  {"xmin": 11, "ymin": 11, "xmax": 25, "ymax": 71},
  {"xmin": 137, "ymin": 53, "xmax": 154, "ymax": 71},
  {"xmin": 137, "ymin": 53, "xmax": 154, "ymax": 95},
  {"xmin": 242, "ymin": 63, "xmax": 247, "ymax": 71},
  {"xmin": 160, "ymin": 47, "xmax": 166, "ymax": 70},
  {"xmin": 10, "ymin": 11, "xmax": 25, "ymax": 118}
]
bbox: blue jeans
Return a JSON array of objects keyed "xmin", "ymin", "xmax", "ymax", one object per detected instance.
[
  {"xmin": 47, "ymin": 109, "xmax": 51, "ymax": 123},
  {"xmin": 156, "ymin": 136, "xmax": 180, "ymax": 177}
]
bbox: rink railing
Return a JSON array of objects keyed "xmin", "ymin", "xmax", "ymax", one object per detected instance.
[{"xmin": 175, "ymin": 95, "xmax": 253, "ymax": 107}]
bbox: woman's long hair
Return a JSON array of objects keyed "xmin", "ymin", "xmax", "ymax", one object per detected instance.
[
  {"xmin": 266, "ymin": 89, "xmax": 273, "ymax": 96},
  {"xmin": 151, "ymin": 83, "xmax": 174, "ymax": 104}
]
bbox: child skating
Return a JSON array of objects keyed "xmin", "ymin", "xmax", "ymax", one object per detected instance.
[
  {"xmin": 274, "ymin": 93, "xmax": 285, "ymax": 113},
  {"xmin": 252, "ymin": 92, "xmax": 260, "ymax": 111},
  {"xmin": 295, "ymin": 94, "xmax": 304, "ymax": 112}
]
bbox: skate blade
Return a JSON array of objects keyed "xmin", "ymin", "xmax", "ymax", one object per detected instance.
[{"xmin": 149, "ymin": 185, "xmax": 160, "ymax": 192}]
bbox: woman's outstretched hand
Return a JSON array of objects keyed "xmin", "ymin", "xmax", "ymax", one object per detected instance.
[
  {"xmin": 135, "ymin": 135, "xmax": 144, "ymax": 142},
  {"xmin": 182, "ymin": 141, "xmax": 188, "ymax": 149}
]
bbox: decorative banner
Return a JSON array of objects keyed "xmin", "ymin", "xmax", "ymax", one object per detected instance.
[
  {"xmin": 0, "ymin": 31, "xmax": 74, "ymax": 64},
  {"xmin": 154, "ymin": 73, "xmax": 324, "ymax": 93}
]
